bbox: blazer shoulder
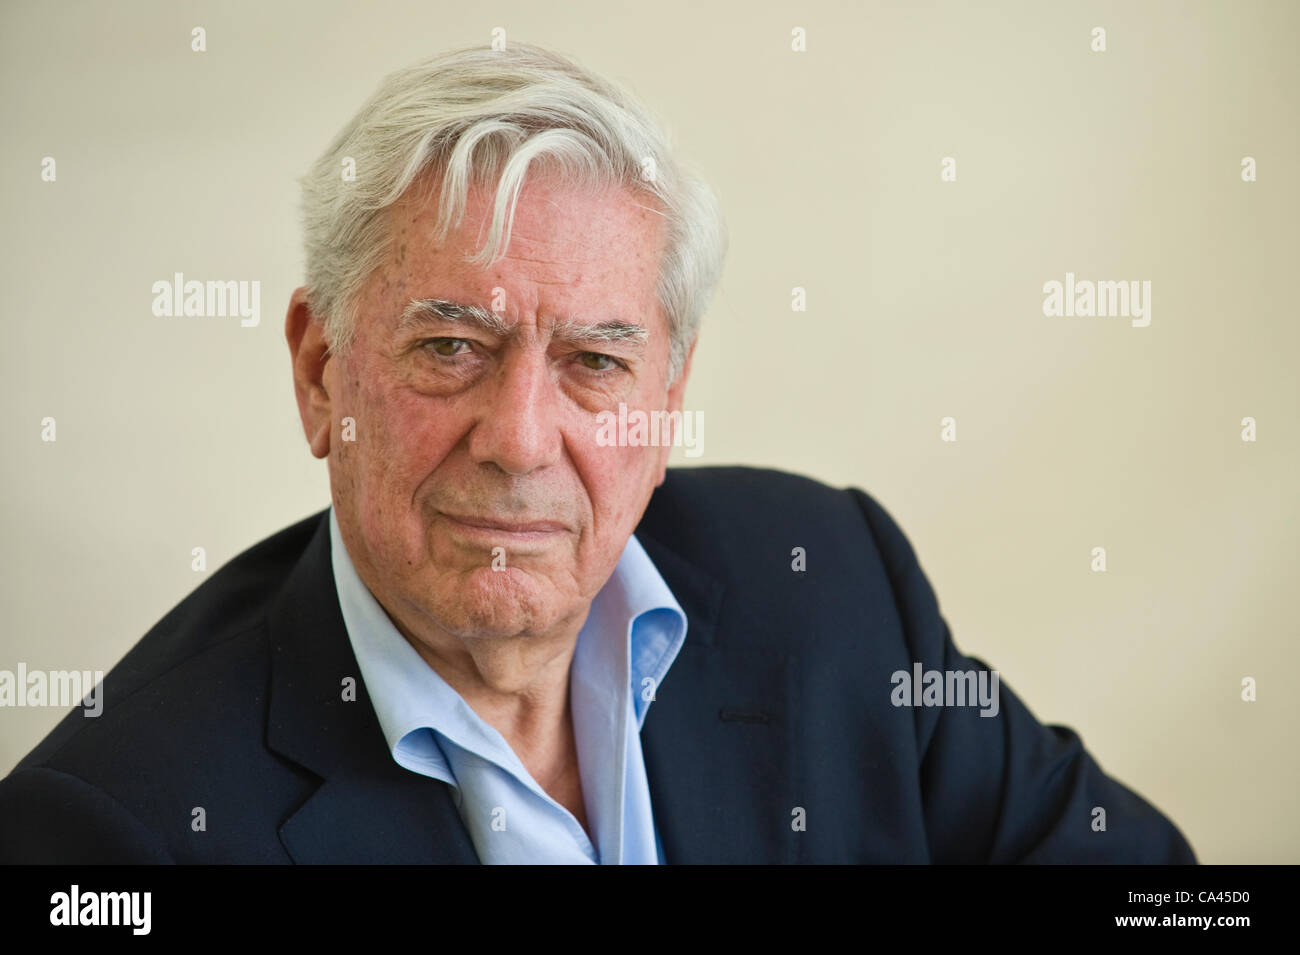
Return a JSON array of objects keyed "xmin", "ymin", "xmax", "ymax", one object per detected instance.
[
  {"xmin": 11, "ymin": 509, "xmax": 329, "ymax": 772},
  {"xmin": 639, "ymin": 465, "xmax": 916, "ymax": 578},
  {"xmin": 653, "ymin": 464, "xmax": 849, "ymax": 509}
]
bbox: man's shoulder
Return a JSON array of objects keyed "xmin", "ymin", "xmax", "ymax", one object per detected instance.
[
  {"xmin": 638, "ymin": 464, "xmax": 917, "ymax": 581},
  {"xmin": 11, "ymin": 508, "xmax": 329, "ymax": 773}
]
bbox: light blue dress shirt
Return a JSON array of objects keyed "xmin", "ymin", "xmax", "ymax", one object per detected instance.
[{"xmin": 327, "ymin": 507, "xmax": 687, "ymax": 864}]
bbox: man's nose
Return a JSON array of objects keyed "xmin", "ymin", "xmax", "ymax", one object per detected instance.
[{"xmin": 467, "ymin": 350, "xmax": 562, "ymax": 476}]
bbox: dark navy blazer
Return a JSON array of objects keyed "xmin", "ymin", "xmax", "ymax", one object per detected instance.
[{"xmin": 0, "ymin": 466, "xmax": 1197, "ymax": 863}]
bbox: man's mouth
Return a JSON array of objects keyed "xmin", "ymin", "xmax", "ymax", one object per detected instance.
[{"xmin": 437, "ymin": 512, "xmax": 569, "ymax": 537}]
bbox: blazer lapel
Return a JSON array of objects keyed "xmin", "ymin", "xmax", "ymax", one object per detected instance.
[
  {"xmin": 265, "ymin": 512, "xmax": 479, "ymax": 864},
  {"xmin": 637, "ymin": 534, "xmax": 802, "ymax": 864}
]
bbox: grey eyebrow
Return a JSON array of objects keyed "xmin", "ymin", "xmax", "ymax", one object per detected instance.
[
  {"xmin": 399, "ymin": 298, "xmax": 648, "ymax": 352},
  {"xmin": 398, "ymin": 299, "xmax": 512, "ymax": 337},
  {"xmin": 551, "ymin": 319, "xmax": 648, "ymax": 350}
]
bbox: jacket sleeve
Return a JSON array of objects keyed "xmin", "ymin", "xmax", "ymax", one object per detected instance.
[
  {"xmin": 851, "ymin": 488, "xmax": 1197, "ymax": 864},
  {"xmin": 0, "ymin": 766, "xmax": 176, "ymax": 864}
]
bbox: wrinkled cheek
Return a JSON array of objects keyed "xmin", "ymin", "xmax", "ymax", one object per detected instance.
[
  {"xmin": 364, "ymin": 449, "xmax": 426, "ymax": 567},
  {"xmin": 340, "ymin": 390, "xmax": 429, "ymax": 569},
  {"xmin": 595, "ymin": 444, "xmax": 659, "ymax": 528}
]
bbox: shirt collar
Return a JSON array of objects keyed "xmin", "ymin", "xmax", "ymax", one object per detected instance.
[{"xmin": 573, "ymin": 531, "xmax": 687, "ymax": 728}]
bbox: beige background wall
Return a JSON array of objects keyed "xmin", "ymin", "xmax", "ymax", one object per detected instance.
[{"xmin": 2, "ymin": 0, "xmax": 1295, "ymax": 863}]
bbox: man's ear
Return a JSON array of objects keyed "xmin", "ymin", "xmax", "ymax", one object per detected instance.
[
  {"xmin": 666, "ymin": 338, "xmax": 696, "ymax": 413},
  {"xmin": 285, "ymin": 287, "xmax": 334, "ymax": 460},
  {"xmin": 654, "ymin": 337, "xmax": 698, "ymax": 488}
]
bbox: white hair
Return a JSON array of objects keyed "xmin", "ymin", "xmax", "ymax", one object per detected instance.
[{"xmin": 298, "ymin": 43, "xmax": 727, "ymax": 381}]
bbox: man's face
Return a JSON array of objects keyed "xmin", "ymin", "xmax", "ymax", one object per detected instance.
[{"xmin": 301, "ymin": 172, "xmax": 689, "ymax": 650}]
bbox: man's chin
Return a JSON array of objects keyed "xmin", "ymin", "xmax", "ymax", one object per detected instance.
[{"xmin": 423, "ymin": 566, "xmax": 566, "ymax": 640}]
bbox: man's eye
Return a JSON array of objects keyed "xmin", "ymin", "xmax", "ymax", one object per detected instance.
[
  {"xmin": 577, "ymin": 352, "xmax": 624, "ymax": 372},
  {"xmin": 424, "ymin": 338, "xmax": 472, "ymax": 357}
]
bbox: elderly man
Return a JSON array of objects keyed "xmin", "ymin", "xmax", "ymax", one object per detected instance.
[{"xmin": 0, "ymin": 43, "xmax": 1194, "ymax": 864}]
